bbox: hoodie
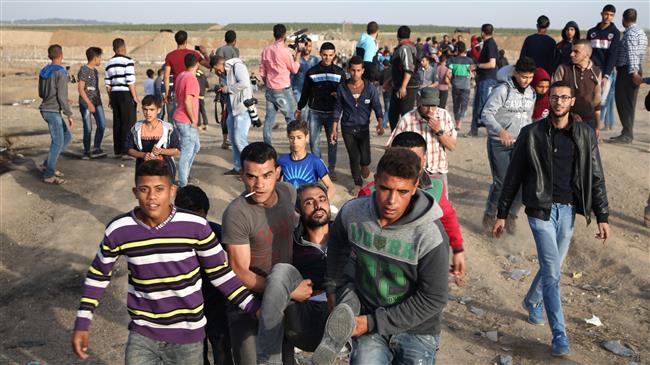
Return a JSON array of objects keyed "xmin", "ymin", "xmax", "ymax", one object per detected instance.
[
  {"xmin": 481, "ymin": 77, "xmax": 536, "ymax": 141},
  {"xmin": 224, "ymin": 58, "xmax": 253, "ymax": 116},
  {"xmin": 556, "ymin": 21, "xmax": 581, "ymax": 68},
  {"xmin": 532, "ymin": 68, "xmax": 551, "ymax": 121},
  {"xmin": 38, "ymin": 64, "xmax": 73, "ymax": 116},
  {"xmin": 325, "ymin": 190, "xmax": 449, "ymax": 336},
  {"xmin": 586, "ymin": 22, "xmax": 620, "ymax": 77}
]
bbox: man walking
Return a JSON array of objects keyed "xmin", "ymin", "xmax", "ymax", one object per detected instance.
[
  {"xmin": 105, "ymin": 38, "xmax": 137, "ymax": 159},
  {"xmin": 78, "ymin": 46, "xmax": 106, "ymax": 160},
  {"xmin": 611, "ymin": 8, "xmax": 648, "ymax": 144},
  {"xmin": 388, "ymin": 26, "xmax": 421, "ymax": 130},
  {"xmin": 356, "ymin": 21, "xmax": 380, "ymax": 82},
  {"xmin": 291, "ymin": 38, "xmax": 319, "ymax": 122},
  {"xmin": 260, "ymin": 24, "xmax": 301, "ymax": 145},
  {"xmin": 493, "ymin": 80, "xmax": 610, "ymax": 357},
  {"xmin": 215, "ymin": 30, "xmax": 240, "ymax": 60},
  {"xmin": 520, "ymin": 15, "xmax": 556, "ymax": 74},
  {"xmin": 467, "ymin": 24, "xmax": 499, "ymax": 137},
  {"xmin": 38, "ymin": 44, "xmax": 74, "ymax": 185},
  {"xmin": 174, "ymin": 54, "xmax": 201, "ymax": 187}
]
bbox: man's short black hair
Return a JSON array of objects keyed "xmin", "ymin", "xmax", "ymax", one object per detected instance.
[
  {"xmin": 296, "ymin": 182, "xmax": 329, "ymax": 210},
  {"xmin": 537, "ymin": 15, "xmax": 550, "ymax": 29},
  {"xmin": 623, "ymin": 8, "xmax": 637, "ymax": 23},
  {"xmin": 397, "ymin": 25, "xmax": 411, "ymax": 40},
  {"xmin": 367, "ymin": 21, "xmax": 379, "ymax": 35},
  {"xmin": 273, "ymin": 24, "xmax": 287, "ymax": 40},
  {"xmin": 210, "ymin": 55, "xmax": 225, "ymax": 68},
  {"xmin": 141, "ymin": 94, "xmax": 162, "ymax": 109},
  {"xmin": 240, "ymin": 142, "xmax": 278, "ymax": 168},
  {"xmin": 184, "ymin": 53, "xmax": 198, "ymax": 68},
  {"xmin": 416, "ymin": 37, "xmax": 422, "ymax": 42},
  {"xmin": 550, "ymin": 80, "xmax": 575, "ymax": 97},
  {"xmin": 515, "ymin": 56, "xmax": 537, "ymax": 73},
  {"xmin": 376, "ymin": 148, "xmax": 421, "ymax": 182},
  {"xmin": 175, "ymin": 185, "xmax": 210, "ymax": 213},
  {"xmin": 320, "ymin": 42, "xmax": 336, "ymax": 52},
  {"xmin": 349, "ymin": 55, "xmax": 364, "ymax": 66},
  {"xmin": 135, "ymin": 160, "xmax": 173, "ymax": 184},
  {"xmin": 390, "ymin": 131, "xmax": 427, "ymax": 151},
  {"xmin": 146, "ymin": 68, "xmax": 154, "ymax": 78},
  {"xmin": 456, "ymin": 42, "xmax": 467, "ymax": 54},
  {"xmin": 481, "ymin": 24, "xmax": 494, "ymax": 36},
  {"xmin": 112, "ymin": 38, "xmax": 125, "ymax": 52},
  {"xmin": 175, "ymin": 30, "xmax": 188, "ymax": 45},
  {"xmin": 85, "ymin": 47, "xmax": 102, "ymax": 61},
  {"xmin": 47, "ymin": 44, "xmax": 62, "ymax": 60},
  {"xmin": 225, "ymin": 30, "xmax": 237, "ymax": 44},
  {"xmin": 603, "ymin": 4, "xmax": 616, "ymax": 13}
]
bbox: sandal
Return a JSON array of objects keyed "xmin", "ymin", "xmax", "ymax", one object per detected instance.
[
  {"xmin": 43, "ymin": 176, "xmax": 66, "ymax": 185},
  {"xmin": 40, "ymin": 164, "xmax": 64, "ymax": 177}
]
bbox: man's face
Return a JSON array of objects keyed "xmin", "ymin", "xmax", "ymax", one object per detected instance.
[
  {"xmin": 513, "ymin": 70, "xmax": 535, "ymax": 89},
  {"xmin": 320, "ymin": 49, "xmax": 336, "ymax": 66},
  {"xmin": 92, "ymin": 55, "xmax": 102, "ymax": 66},
  {"xmin": 534, "ymin": 80, "xmax": 550, "ymax": 96},
  {"xmin": 549, "ymin": 86, "xmax": 575, "ymax": 117},
  {"xmin": 241, "ymin": 159, "xmax": 280, "ymax": 204},
  {"xmin": 566, "ymin": 27, "xmax": 576, "ymax": 40},
  {"xmin": 443, "ymin": 35, "xmax": 449, "ymax": 42},
  {"xmin": 374, "ymin": 172, "xmax": 417, "ymax": 225},
  {"xmin": 299, "ymin": 186, "xmax": 331, "ymax": 228},
  {"xmin": 458, "ymin": 35, "xmax": 464, "ymax": 42},
  {"xmin": 212, "ymin": 61, "xmax": 225, "ymax": 76},
  {"xmin": 418, "ymin": 104, "xmax": 438, "ymax": 118},
  {"xmin": 349, "ymin": 63, "xmax": 364, "ymax": 81},
  {"xmin": 132, "ymin": 175, "xmax": 176, "ymax": 222},
  {"xmin": 304, "ymin": 41, "xmax": 313, "ymax": 55},
  {"xmin": 288, "ymin": 130, "xmax": 308, "ymax": 154},
  {"xmin": 142, "ymin": 104, "xmax": 161, "ymax": 122},
  {"xmin": 570, "ymin": 44, "xmax": 590, "ymax": 65},
  {"xmin": 601, "ymin": 11, "xmax": 615, "ymax": 25},
  {"xmin": 420, "ymin": 57, "xmax": 430, "ymax": 68}
]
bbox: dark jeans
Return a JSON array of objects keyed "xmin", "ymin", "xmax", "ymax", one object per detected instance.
[
  {"xmin": 257, "ymin": 264, "xmax": 328, "ymax": 365},
  {"xmin": 198, "ymin": 98, "xmax": 208, "ymax": 126},
  {"xmin": 615, "ymin": 66, "xmax": 640, "ymax": 139},
  {"xmin": 79, "ymin": 103, "xmax": 105, "ymax": 153},
  {"xmin": 438, "ymin": 89, "xmax": 449, "ymax": 110},
  {"xmin": 389, "ymin": 87, "xmax": 418, "ymax": 130},
  {"xmin": 203, "ymin": 289, "xmax": 233, "ymax": 365},
  {"xmin": 341, "ymin": 128, "xmax": 371, "ymax": 186},
  {"xmin": 452, "ymin": 88, "xmax": 470, "ymax": 122},
  {"xmin": 110, "ymin": 91, "xmax": 136, "ymax": 155},
  {"xmin": 471, "ymin": 79, "xmax": 498, "ymax": 133},
  {"xmin": 309, "ymin": 110, "xmax": 337, "ymax": 168},
  {"xmin": 485, "ymin": 138, "xmax": 521, "ymax": 217}
]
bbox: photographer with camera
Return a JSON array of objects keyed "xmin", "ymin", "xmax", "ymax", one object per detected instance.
[
  {"xmin": 210, "ymin": 55, "xmax": 256, "ymax": 176},
  {"xmin": 260, "ymin": 24, "xmax": 302, "ymax": 146}
]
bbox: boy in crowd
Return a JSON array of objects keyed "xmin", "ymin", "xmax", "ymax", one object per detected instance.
[
  {"xmin": 196, "ymin": 68, "xmax": 209, "ymax": 130},
  {"xmin": 278, "ymin": 120, "xmax": 336, "ymax": 201},
  {"xmin": 331, "ymin": 56, "xmax": 384, "ymax": 196},
  {"xmin": 144, "ymin": 69, "xmax": 155, "ymax": 96},
  {"xmin": 71, "ymin": 160, "xmax": 260, "ymax": 364},
  {"xmin": 78, "ymin": 46, "xmax": 106, "ymax": 160},
  {"xmin": 38, "ymin": 44, "xmax": 74, "ymax": 185},
  {"xmin": 532, "ymin": 67, "xmax": 551, "ymax": 122},
  {"xmin": 126, "ymin": 95, "xmax": 180, "ymax": 179}
]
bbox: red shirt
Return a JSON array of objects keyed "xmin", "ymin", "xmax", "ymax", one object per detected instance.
[
  {"xmin": 165, "ymin": 49, "xmax": 203, "ymax": 79},
  {"xmin": 173, "ymin": 71, "xmax": 199, "ymax": 124}
]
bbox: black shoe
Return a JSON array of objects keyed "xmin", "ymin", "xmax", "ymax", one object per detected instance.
[
  {"xmin": 223, "ymin": 168, "xmax": 240, "ymax": 176},
  {"xmin": 464, "ymin": 131, "xmax": 479, "ymax": 138},
  {"xmin": 91, "ymin": 149, "xmax": 107, "ymax": 158},
  {"xmin": 608, "ymin": 136, "xmax": 632, "ymax": 144},
  {"xmin": 609, "ymin": 134, "xmax": 624, "ymax": 140}
]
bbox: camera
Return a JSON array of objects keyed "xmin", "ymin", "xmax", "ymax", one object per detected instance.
[
  {"xmin": 243, "ymin": 98, "xmax": 261, "ymax": 127},
  {"xmin": 287, "ymin": 28, "xmax": 309, "ymax": 52}
]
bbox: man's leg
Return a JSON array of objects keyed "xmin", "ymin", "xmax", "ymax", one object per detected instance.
[
  {"xmin": 388, "ymin": 90, "xmax": 400, "ymax": 130},
  {"xmin": 392, "ymin": 333, "xmax": 441, "ymax": 365},
  {"xmin": 230, "ymin": 112, "xmax": 251, "ymax": 172},
  {"xmin": 322, "ymin": 112, "xmax": 337, "ymax": 170},
  {"xmin": 383, "ymin": 92, "xmax": 391, "ymax": 128},
  {"xmin": 124, "ymin": 331, "xmax": 163, "ymax": 365},
  {"xmin": 439, "ymin": 90, "xmax": 449, "ymax": 110},
  {"xmin": 614, "ymin": 67, "xmax": 639, "ymax": 140},
  {"xmin": 176, "ymin": 122, "xmax": 193, "ymax": 187},
  {"xmin": 452, "ymin": 88, "xmax": 461, "ymax": 122},
  {"xmin": 342, "ymin": 130, "xmax": 363, "ymax": 188},
  {"xmin": 459, "ymin": 89, "xmax": 470, "ymax": 125},
  {"xmin": 469, "ymin": 82, "xmax": 482, "ymax": 135},
  {"xmin": 80, "ymin": 103, "xmax": 92, "ymax": 155},
  {"xmin": 484, "ymin": 138, "xmax": 511, "ymax": 218},
  {"xmin": 160, "ymin": 339, "xmax": 204, "ymax": 365},
  {"xmin": 284, "ymin": 300, "xmax": 328, "ymax": 352},
  {"xmin": 42, "ymin": 111, "xmax": 65, "ymax": 178},
  {"xmin": 350, "ymin": 333, "xmax": 393, "ymax": 365},
  {"xmin": 111, "ymin": 93, "xmax": 123, "ymax": 155},
  {"xmin": 309, "ymin": 110, "xmax": 325, "ymax": 159},
  {"xmin": 93, "ymin": 105, "xmax": 106, "ymax": 152},
  {"xmin": 399, "ymin": 88, "xmax": 418, "ymax": 116},
  {"xmin": 187, "ymin": 126, "xmax": 200, "ymax": 177},
  {"xmin": 276, "ymin": 87, "xmax": 297, "ymax": 124},
  {"xmin": 359, "ymin": 130, "xmax": 372, "ymax": 179},
  {"xmin": 199, "ymin": 99, "xmax": 208, "ymax": 126},
  {"xmin": 124, "ymin": 95, "xmax": 137, "ymax": 152},
  {"xmin": 263, "ymin": 88, "xmax": 279, "ymax": 145},
  {"xmin": 227, "ymin": 309, "xmax": 258, "ymax": 365}
]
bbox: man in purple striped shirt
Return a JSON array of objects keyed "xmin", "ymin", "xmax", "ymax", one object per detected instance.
[{"xmin": 71, "ymin": 160, "xmax": 259, "ymax": 364}]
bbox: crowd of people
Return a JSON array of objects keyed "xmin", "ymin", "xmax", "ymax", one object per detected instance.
[{"xmin": 33, "ymin": 6, "xmax": 648, "ymax": 365}]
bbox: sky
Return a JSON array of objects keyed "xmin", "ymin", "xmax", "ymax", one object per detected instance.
[{"xmin": 1, "ymin": 0, "xmax": 649, "ymax": 30}]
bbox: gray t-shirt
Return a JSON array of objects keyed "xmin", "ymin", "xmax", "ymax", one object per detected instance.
[
  {"xmin": 222, "ymin": 182, "xmax": 297, "ymax": 276},
  {"xmin": 418, "ymin": 65, "xmax": 438, "ymax": 89},
  {"xmin": 78, "ymin": 65, "xmax": 102, "ymax": 106},
  {"xmin": 215, "ymin": 45, "xmax": 240, "ymax": 61}
]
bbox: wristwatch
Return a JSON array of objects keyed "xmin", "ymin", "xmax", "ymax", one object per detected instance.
[{"xmin": 435, "ymin": 129, "xmax": 445, "ymax": 137}]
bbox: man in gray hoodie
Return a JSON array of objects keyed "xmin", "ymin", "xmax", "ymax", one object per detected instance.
[
  {"xmin": 38, "ymin": 44, "xmax": 75, "ymax": 185},
  {"xmin": 314, "ymin": 148, "xmax": 449, "ymax": 365},
  {"xmin": 481, "ymin": 56, "xmax": 537, "ymax": 233}
]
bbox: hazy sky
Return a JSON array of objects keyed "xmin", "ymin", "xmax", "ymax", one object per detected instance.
[{"xmin": 1, "ymin": 1, "xmax": 649, "ymax": 30}]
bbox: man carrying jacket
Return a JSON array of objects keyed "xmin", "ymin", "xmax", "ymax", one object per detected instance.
[{"xmin": 493, "ymin": 80, "xmax": 610, "ymax": 357}]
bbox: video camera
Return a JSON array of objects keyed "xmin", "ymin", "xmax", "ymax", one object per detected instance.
[
  {"xmin": 243, "ymin": 98, "xmax": 262, "ymax": 128},
  {"xmin": 287, "ymin": 28, "xmax": 310, "ymax": 52}
]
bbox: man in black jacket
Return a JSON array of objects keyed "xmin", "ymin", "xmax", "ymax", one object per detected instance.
[
  {"xmin": 295, "ymin": 42, "xmax": 346, "ymax": 180},
  {"xmin": 493, "ymin": 80, "xmax": 610, "ymax": 358}
]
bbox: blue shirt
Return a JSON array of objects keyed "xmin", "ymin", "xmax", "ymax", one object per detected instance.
[
  {"xmin": 278, "ymin": 153, "xmax": 329, "ymax": 188},
  {"xmin": 357, "ymin": 33, "xmax": 379, "ymax": 63},
  {"xmin": 291, "ymin": 55, "xmax": 319, "ymax": 94}
]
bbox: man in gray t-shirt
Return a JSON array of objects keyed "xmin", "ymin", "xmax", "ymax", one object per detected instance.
[
  {"xmin": 221, "ymin": 142, "xmax": 298, "ymax": 364},
  {"xmin": 418, "ymin": 56, "xmax": 439, "ymax": 89},
  {"xmin": 215, "ymin": 30, "xmax": 240, "ymax": 62}
]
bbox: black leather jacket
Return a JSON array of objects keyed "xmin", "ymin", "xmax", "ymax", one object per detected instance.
[{"xmin": 497, "ymin": 116, "xmax": 609, "ymax": 224}]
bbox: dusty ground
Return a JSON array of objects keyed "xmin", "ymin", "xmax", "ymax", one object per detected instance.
[{"xmin": 1, "ymin": 29, "xmax": 649, "ymax": 365}]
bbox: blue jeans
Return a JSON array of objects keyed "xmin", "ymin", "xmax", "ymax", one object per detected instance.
[
  {"xmin": 226, "ymin": 98, "xmax": 251, "ymax": 172},
  {"xmin": 125, "ymin": 331, "xmax": 203, "ymax": 365},
  {"xmin": 351, "ymin": 332, "xmax": 440, "ymax": 365},
  {"xmin": 601, "ymin": 70, "xmax": 617, "ymax": 129},
  {"xmin": 382, "ymin": 90, "xmax": 391, "ymax": 128},
  {"xmin": 79, "ymin": 103, "xmax": 106, "ymax": 153},
  {"xmin": 263, "ymin": 87, "xmax": 296, "ymax": 145},
  {"xmin": 167, "ymin": 92, "xmax": 176, "ymax": 125},
  {"xmin": 471, "ymin": 78, "xmax": 498, "ymax": 133},
  {"xmin": 525, "ymin": 203, "xmax": 575, "ymax": 339},
  {"xmin": 309, "ymin": 110, "xmax": 337, "ymax": 168},
  {"xmin": 485, "ymin": 138, "xmax": 521, "ymax": 217},
  {"xmin": 176, "ymin": 122, "xmax": 200, "ymax": 187},
  {"xmin": 41, "ymin": 111, "xmax": 72, "ymax": 178}
]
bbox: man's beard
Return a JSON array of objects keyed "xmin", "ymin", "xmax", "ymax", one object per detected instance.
[
  {"xmin": 551, "ymin": 108, "xmax": 571, "ymax": 118},
  {"xmin": 302, "ymin": 209, "xmax": 330, "ymax": 228}
]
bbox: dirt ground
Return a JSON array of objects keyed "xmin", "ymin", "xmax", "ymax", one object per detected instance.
[{"xmin": 1, "ymin": 30, "xmax": 649, "ymax": 365}]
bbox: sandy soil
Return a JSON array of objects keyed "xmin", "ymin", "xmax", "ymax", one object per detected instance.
[{"xmin": 1, "ymin": 33, "xmax": 649, "ymax": 365}]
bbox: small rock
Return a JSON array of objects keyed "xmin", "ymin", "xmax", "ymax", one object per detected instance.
[
  {"xmin": 509, "ymin": 269, "xmax": 531, "ymax": 281},
  {"xmin": 459, "ymin": 296, "xmax": 472, "ymax": 305},
  {"xmin": 585, "ymin": 315, "xmax": 603, "ymax": 327},
  {"xmin": 469, "ymin": 306, "xmax": 486, "ymax": 317},
  {"xmin": 571, "ymin": 271, "xmax": 583, "ymax": 279},
  {"xmin": 498, "ymin": 354, "xmax": 513, "ymax": 365},
  {"xmin": 447, "ymin": 322, "xmax": 464, "ymax": 331},
  {"xmin": 120, "ymin": 164, "xmax": 125, "ymax": 168},
  {"xmin": 486, "ymin": 330, "xmax": 499, "ymax": 342},
  {"xmin": 507, "ymin": 254, "xmax": 521, "ymax": 264},
  {"xmin": 601, "ymin": 340, "xmax": 638, "ymax": 357}
]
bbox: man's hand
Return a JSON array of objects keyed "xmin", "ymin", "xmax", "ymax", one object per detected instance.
[
  {"xmin": 72, "ymin": 330, "xmax": 90, "ymax": 359},
  {"xmin": 398, "ymin": 86, "xmax": 407, "ymax": 99},
  {"xmin": 426, "ymin": 116, "xmax": 441, "ymax": 133},
  {"xmin": 351, "ymin": 315, "xmax": 368, "ymax": 337},
  {"xmin": 290, "ymin": 279, "xmax": 313, "ymax": 302},
  {"xmin": 595, "ymin": 222, "xmax": 610, "ymax": 244},
  {"xmin": 450, "ymin": 251, "xmax": 465, "ymax": 286},
  {"xmin": 632, "ymin": 72, "xmax": 643, "ymax": 86},
  {"xmin": 294, "ymin": 110, "xmax": 302, "ymax": 121},
  {"xmin": 152, "ymin": 146, "xmax": 163, "ymax": 156},
  {"xmin": 330, "ymin": 129, "xmax": 338, "ymax": 145},
  {"xmin": 600, "ymin": 75, "xmax": 609, "ymax": 89},
  {"xmin": 492, "ymin": 218, "xmax": 506, "ymax": 238},
  {"xmin": 67, "ymin": 117, "xmax": 75, "ymax": 129},
  {"xmin": 144, "ymin": 152, "xmax": 156, "ymax": 161},
  {"xmin": 376, "ymin": 122, "xmax": 384, "ymax": 136},
  {"xmin": 88, "ymin": 104, "xmax": 96, "ymax": 114},
  {"xmin": 164, "ymin": 94, "xmax": 171, "ymax": 104},
  {"xmin": 498, "ymin": 129, "xmax": 514, "ymax": 146}
]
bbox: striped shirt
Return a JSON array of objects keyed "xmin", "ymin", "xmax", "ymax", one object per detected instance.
[
  {"xmin": 616, "ymin": 24, "xmax": 648, "ymax": 74},
  {"xmin": 74, "ymin": 206, "xmax": 260, "ymax": 344},
  {"xmin": 386, "ymin": 108, "xmax": 457, "ymax": 174},
  {"xmin": 105, "ymin": 55, "xmax": 136, "ymax": 92}
]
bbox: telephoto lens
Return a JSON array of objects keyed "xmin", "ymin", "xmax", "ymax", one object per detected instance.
[{"xmin": 243, "ymin": 98, "xmax": 261, "ymax": 127}]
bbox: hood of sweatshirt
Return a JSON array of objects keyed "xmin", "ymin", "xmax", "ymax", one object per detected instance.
[
  {"xmin": 561, "ymin": 21, "xmax": 581, "ymax": 42},
  {"xmin": 39, "ymin": 64, "xmax": 66, "ymax": 79},
  {"xmin": 532, "ymin": 67, "xmax": 550, "ymax": 87}
]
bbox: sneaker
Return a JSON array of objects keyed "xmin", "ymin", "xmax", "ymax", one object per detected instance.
[
  {"xmin": 482, "ymin": 214, "xmax": 496, "ymax": 230},
  {"xmin": 551, "ymin": 334, "xmax": 570, "ymax": 357},
  {"xmin": 464, "ymin": 130, "xmax": 479, "ymax": 138},
  {"xmin": 91, "ymin": 149, "xmax": 107, "ymax": 158},
  {"xmin": 121, "ymin": 154, "xmax": 134, "ymax": 161},
  {"xmin": 81, "ymin": 152, "xmax": 90, "ymax": 160},
  {"xmin": 223, "ymin": 168, "xmax": 240, "ymax": 176},
  {"xmin": 505, "ymin": 215, "xmax": 517, "ymax": 234},
  {"xmin": 521, "ymin": 300, "xmax": 545, "ymax": 326},
  {"xmin": 221, "ymin": 141, "xmax": 230, "ymax": 150},
  {"xmin": 608, "ymin": 135, "xmax": 632, "ymax": 144},
  {"xmin": 201, "ymin": 125, "xmax": 207, "ymax": 131},
  {"xmin": 329, "ymin": 170, "xmax": 337, "ymax": 182},
  {"xmin": 311, "ymin": 304, "xmax": 355, "ymax": 365}
]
